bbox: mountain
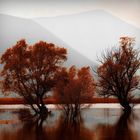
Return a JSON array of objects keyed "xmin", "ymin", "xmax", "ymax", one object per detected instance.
[
  {"xmin": 0, "ymin": 14, "xmax": 93, "ymax": 68},
  {"xmin": 34, "ymin": 10, "xmax": 140, "ymax": 61}
]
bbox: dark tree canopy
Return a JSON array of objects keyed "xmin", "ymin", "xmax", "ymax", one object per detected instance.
[
  {"xmin": 97, "ymin": 37, "xmax": 140, "ymax": 111},
  {"xmin": 55, "ymin": 66, "xmax": 95, "ymax": 121},
  {"xmin": 0, "ymin": 39, "xmax": 67, "ymax": 114}
]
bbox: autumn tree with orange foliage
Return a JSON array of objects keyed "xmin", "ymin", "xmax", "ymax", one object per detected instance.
[
  {"xmin": 55, "ymin": 66, "xmax": 95, "ymax": 121},
  {"xmin": 97, "ymin": 37, "xmax": 140, "ymax": 111},
  {"xmin": 0, "ymin": 40, "xmax": 67, "ymax": 115}
]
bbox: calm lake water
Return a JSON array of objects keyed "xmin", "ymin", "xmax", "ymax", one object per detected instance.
[{"xmin": 0, "ymin": 105, "xmax": 140, "ymax": 140}]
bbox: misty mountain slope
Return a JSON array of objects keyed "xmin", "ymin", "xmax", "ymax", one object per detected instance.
[
  {"xmin": 0, "ymin": 14, "xmax": 94, "ymax": 67},
  {"xmin": 34, "ymin": 10, "xmax": 140, "ymax": 61}
]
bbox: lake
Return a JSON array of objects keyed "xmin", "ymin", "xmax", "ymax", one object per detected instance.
[{"xmin": 0, "ymin": 104, "xmax": 140, "ymax": 140}]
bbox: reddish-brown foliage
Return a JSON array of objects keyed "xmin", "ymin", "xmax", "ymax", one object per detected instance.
[
  {"xmin": 0, "ymin": 39, "xmax": 67, "ymax": 114},
  {"xmin": 54, "ymin": 66, "xmax": 95, "ymax": 120},
  {"xmin": 97, "ymin": 37, "xmax": 140, "ymax": 111}
]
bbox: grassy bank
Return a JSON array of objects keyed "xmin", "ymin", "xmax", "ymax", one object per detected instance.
[{"xmin": 0, "ymin": 97, "xmax": 140, "ymax": 104}]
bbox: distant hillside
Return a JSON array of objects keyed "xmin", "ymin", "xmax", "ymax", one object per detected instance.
[
  {"xmin": 34, "ymin": 10, "xmax": 140, "ymax": 61},
  {"xmin": 0, "ymin": 14, "xmax": 94, "ymax": 68}
]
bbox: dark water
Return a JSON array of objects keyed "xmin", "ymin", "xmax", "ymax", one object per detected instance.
[{"xmin": 0, "ymin": 108, "xmax": 140, "ymax": 140}]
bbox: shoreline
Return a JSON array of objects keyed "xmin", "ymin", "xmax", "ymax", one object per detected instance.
[{"xmin": 0, "ymin": 104, "xmax": 140, "ymax": 109}]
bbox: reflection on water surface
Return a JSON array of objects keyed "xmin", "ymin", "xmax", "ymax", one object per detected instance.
[{"xmin": 0, "ymin": 108, "xmax": 140, "ymax": 140}]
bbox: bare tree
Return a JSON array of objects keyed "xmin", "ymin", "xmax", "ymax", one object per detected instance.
[{"xmin": 96, "ymin": 37, "xmax": 140, "ymax": 111}]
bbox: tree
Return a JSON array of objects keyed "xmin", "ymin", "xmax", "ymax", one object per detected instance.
[
  {"xmin": 0, "ymin": 39, "xmax": 67, "ymax": 115},
  {"xmin": 55, "ymin": 66, "xmax": 95, "ymax": 121},
  {"xmin": 96, "ymin": 37, "xmax": 140, "ymax": 111}
]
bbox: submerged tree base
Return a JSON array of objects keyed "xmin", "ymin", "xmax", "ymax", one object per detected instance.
[
  {"xmin": 37, "ymin": 106, "xmax": 51, "ymax": 118},
  {"xmin": 17, "ymin": 107, "xmax": 51, "ymax": 127},
  {"xmin": 122, "ymin": 103, "xmax": 132, "ymax": 113}
]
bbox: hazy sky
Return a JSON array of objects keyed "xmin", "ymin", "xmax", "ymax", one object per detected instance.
[{"xmin": 0, "ymin": 0, "xmax": 140, "ymax": 27}]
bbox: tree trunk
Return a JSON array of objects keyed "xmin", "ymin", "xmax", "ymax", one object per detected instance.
[
  {"xmin": 38, "ymin": 96, "xmax": 49, "ymax": 116},
  {"xmin": 119, "ymin": 98, "xmax": 131, "ymax": 112},
  {"xmin": 40, "ymin": 105, "xmax": 48, "ymax": 115}
]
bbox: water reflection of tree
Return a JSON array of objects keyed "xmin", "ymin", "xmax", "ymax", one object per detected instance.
[
  {"xmin": 95, "ymin": 111, "xmax": 139, "ymax": 140},
  {"xmin": 0, "ymin": 109, "xmax": 94, "ymax": 140},
  {"xmin": 52, "ymin": 115, "xmax": 94, "ymax": 140},
  {"xmin": 0, "ymin": 109, "xmax": 49, "ymax": 140}
]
